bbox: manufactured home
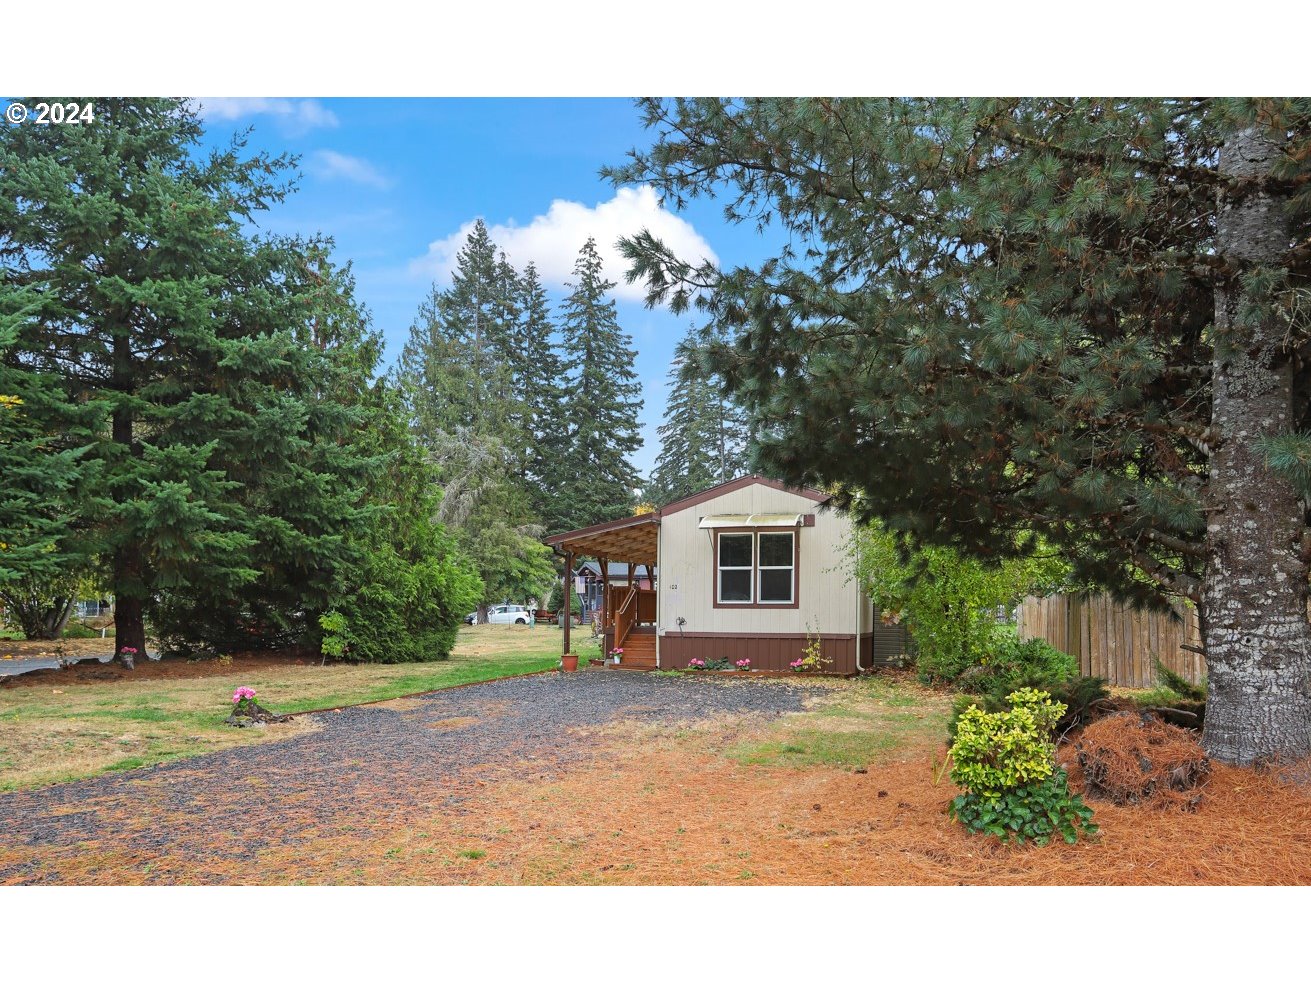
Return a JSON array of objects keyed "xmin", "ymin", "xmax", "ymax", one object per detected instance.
[{"xmin": 545, "ymin": 475, "xmax": 908, "ymax": 672}]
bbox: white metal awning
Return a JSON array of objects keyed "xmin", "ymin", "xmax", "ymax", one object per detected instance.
[{"xmin": 698, "ymin": 512, "xmax": 805, "ymax": 529}]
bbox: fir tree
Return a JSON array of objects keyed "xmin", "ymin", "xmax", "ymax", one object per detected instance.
[
  {"xmin": 647, "ymin": 330, "xmax": 749, "ymax": 504},
  {"xmin": 511, "ymin": 262, "xmax": 570, "ymax": 519},
  {"xmin": 556, "ymin": 238, "xmax": 644, "ymax": 528},
  {"xmin": 397, "ymin": 220, "xmax": 516, "ymax": 441},
  {"xmin": 611, "ymin": 97, "xmax": 1311, "ymax": 765},
  {"xmin": 0, "ymin": 302, "xmax": 102, "ymax": 637},
  {"xmin": 396, "ymin": 225, "xmax": 555, "ymax": 615},
  {"xmin": 0, "ymin": 99, "xmax": 415, "ymax": 664}
]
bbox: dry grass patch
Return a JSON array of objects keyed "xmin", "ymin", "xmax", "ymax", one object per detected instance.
[
  {"xmin": 0, "ymin": 624, "xmax": 597, "ymax": 791},
  {"xmin": 723, "ymin": 674, "xmax": 952, "ymax": 770}
]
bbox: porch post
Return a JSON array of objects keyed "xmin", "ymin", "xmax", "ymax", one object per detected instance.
[
  {"xmin": 563, "ymin": 551, "xmax": 573, "ymax": 656},
  {"xmin": 600, "ymin": 557, "xmax": 610, "ymax": 631}
]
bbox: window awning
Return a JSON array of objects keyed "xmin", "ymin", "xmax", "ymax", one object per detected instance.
[{"xmin": 698, "ymin": 513, "xmax": 806, "ymax": 529}]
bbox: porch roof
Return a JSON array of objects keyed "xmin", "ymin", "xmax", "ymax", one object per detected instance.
[{"xmin": 544, "ymin": 512, "xmax": 659, "ymax": 565}]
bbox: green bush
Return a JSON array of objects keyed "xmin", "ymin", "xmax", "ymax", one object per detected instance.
[
  {"xmin": 1155, "ymin": 659, "xmax": 1206, "ymax": 702},
  {"xmin": 948, "ymin": 688, "xmax": 1097, "ymax": 845},
  {"xmin": 545, "ymin": 578, "xmax": 565, "ymax": 617},
  {"xmin": 60, "ymin": 622, "xmax": 100, "ymax": 640},
  {"xmin": 949, "ymin": 769, "xmax": 1095, "ymax": 846},
  {"xmin": 948, "ymin": 675, "xmax": 1109, "ymax": 744},
  {"xmin": 956, "ymin": 629, "xmax": 1077, "ymax": 695},
  {"xmin": 328, "ymin": 533, "xmax": 483, "ymax": 663}
]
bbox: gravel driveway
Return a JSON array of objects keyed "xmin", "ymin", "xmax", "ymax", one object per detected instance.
[{"xmin": 0, "ymin": 672, "xmax": 810, "ymax": 884}]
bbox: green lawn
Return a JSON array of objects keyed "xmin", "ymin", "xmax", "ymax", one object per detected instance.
[
  {"xmin": 0, "ymin": 624, "xmax": 601, "ymax": 791},
  {"xmin": 723, "ymin": 675, "xmax": 951, "ymax": 770}
]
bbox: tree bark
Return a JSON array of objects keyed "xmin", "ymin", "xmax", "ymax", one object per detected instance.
[
  {"xmin": 110, "ymin": 329, "xmax": 146, "ymax": 670},
  {"xmin": 113, "ymin": 590, "xmax": 147, "ymax": 668},
  {"xmin": 1201, "ymin": 124, "xmax": 1311, "ymax": 765}
]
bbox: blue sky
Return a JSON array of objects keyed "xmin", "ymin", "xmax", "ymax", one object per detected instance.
[{"xmin": 195, "ymin": 97, "xmax": 777, "ymax": 477}]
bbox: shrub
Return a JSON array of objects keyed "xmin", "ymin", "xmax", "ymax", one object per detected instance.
[
  {"xmin": 319, "ymin": 611, "xmax": 350, "ymax": 662},
  {"xmin": 948, "ymin": 674, "xmax": 1110, "ymax": 742},
  {"xmin": 948, "ymin": 688, "xmax": 1097, "ymax": 845},
  {"xmin": 1155, "ymin": 661, "xmax": 1206, "ymax": 702},
  {"xmin": 688, "ymin": 657, "xmax": 730, "ymax": 671},
  {"xmin": 322, "ymin": 530, "xmax": 482, "ymax": 663},
  {"xmin": 956, "ymin": 629, "xmax": 1077, "ymax": 695},
  {"xmin": 545, "ymin": 578, "xmax": 565, "ymax": 617},
  {"xmin": 60, "ymin": 622, "xmax": 100, "ymax": 640},
  {"xmin": 950, "ymin": 769, "xmax": 1094, "ymax": 846}
]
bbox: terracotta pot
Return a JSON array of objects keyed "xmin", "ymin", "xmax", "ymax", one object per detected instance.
[{"xmin": 561, "ymin": 654, "xmax": 579, "ymax": 672}]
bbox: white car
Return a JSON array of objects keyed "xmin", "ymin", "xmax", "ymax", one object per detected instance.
[{"xmin": 483, "ymin": 604, "xmax": 533, "ymax": 625}]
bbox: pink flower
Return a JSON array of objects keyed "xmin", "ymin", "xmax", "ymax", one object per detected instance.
[{"xmin": 232, "ymin": 686, "xmax": 257, "ymax": 704}]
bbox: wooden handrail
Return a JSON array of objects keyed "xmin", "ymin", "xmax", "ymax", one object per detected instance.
[{"xmin": 614, "ymin": 585, "xmax": 638, "ymax": 649}]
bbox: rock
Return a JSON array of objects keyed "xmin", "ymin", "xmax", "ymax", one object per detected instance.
[{"xmin": 224, "ymin": 700, "xmax": 291, "ymax": 728}]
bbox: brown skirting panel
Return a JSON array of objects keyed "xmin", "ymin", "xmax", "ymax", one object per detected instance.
[{"xmin": 659, "ymin": 632, "xmax": 858, "ymax": 675}]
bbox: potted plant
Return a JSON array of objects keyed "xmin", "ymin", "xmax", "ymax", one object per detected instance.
[
  {"xmin": 561, "ymin": 652, "xmax": 579, "ymax": 672},
  {"xmin": 609, "ymin": 647, "xmax": 623, "ymax": 665}
]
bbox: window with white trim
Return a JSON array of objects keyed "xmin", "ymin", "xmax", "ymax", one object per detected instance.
[
  {"xmin": 757, "ymin": 531, "xmax": 795, "ymax": 603},
  {"xmin": 717, "ymin": 532, "xmax": 754, "ymax": 603}
]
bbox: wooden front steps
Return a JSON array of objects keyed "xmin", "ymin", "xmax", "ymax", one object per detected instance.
[{"xmin": 609, "ymin": 632, "xmax": 657, "ymax": 669}]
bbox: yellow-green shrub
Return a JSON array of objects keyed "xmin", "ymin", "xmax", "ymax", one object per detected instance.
[
  {"xmin": 950, "ymin": 688, "xmax": 1063, "ymax": 796},
  {"xmin": 948, "ymin": 688, "xmax": 1096, "ymax": 845}
]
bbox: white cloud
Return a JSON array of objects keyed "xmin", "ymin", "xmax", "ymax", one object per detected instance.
[
  {"xmin": 307, "ymin": 150, "xmax": 392, "ymax": 190},
  {"xmin": 409, "ymin": 186, "xmax": 718, "ymax": 302},
  {"xmin": 194, "ymin": 97, "xmax": 339, "ymax": 135}
]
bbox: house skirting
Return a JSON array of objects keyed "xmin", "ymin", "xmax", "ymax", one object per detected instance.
[
  {"xmin": 660, "ymin": 627, "xmax": 908, "ymax": 675},
  {"xmin": 658, "ymin": 632, "xmax": 857, "ymax": 674}
]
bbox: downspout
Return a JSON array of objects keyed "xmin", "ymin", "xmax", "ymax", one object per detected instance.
[
  {"xmin": 655, "ymin": 521, "xmax": 662, "ymax": 669},
  {"xmin": 853, "ymin": 529, "xmax": 864, "ymax": 673}
]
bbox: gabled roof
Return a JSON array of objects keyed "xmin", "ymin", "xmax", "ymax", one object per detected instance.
[
  {"xmin": 658, "ymin": 474, "xmax": 830, "ymax": 517},
  {"xmin": 544, "ymin": 475, "xmax": 829, "ymax": 563}
]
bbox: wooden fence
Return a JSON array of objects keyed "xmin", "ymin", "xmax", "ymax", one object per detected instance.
[{"xmin": 1016, "ymin": 594, "xmax": 1204, "ymax": 688}]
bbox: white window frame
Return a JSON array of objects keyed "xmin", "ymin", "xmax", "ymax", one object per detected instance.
[
  {"xmin": 716, "ymin": 532, "xmax": 755, "ymax": 604},
  {"xmin": 756, "ymin": 531, "xmax": 796, "ymax": 605}
]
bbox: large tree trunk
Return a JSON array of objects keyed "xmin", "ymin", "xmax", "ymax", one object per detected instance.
[
  {"xmin": 1201, "ymin": 124, "xmax": 1311, "ymax": 765},
  {"xmin": 113, "ymin": 581, "xmax": 147, "ymax": 669},
  {"xmin": 110, "ymin": 334, "xmax": 146, "ymax": 670}
]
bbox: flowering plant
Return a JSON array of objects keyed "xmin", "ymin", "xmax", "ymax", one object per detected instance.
[
  {"xmin": 118, "ymin": 646, "xmax": 138, "ymax": 657},
  {"xmin": 232, "ymin": 686, "xmax": 257, "ymax": 709},
  {"xmin": 789, "ymin": 658, "xmax": 805, "ymax": 672},
  {"xmin": 735, "ymin": 659, "xmax": 751, "ymax": 671},
  {"xmin": 687, "ymin": 658, "xmax": 707, "ymax": 670},
  {"xmin": 609, "ymin": 647, "xmax": 624, "ymax": 661}
]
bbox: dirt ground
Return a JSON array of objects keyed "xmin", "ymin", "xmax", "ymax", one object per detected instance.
[
  {"xmin": 4, "ymin": 670, "xmax": 1309, "ymax": 885},
  {"xmin": 0, "ymin": 644, "xmax": 311, "ymax": 689}
]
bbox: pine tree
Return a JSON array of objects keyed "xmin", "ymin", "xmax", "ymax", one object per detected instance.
[
  {"xmin": 647, "ymin": 330, "xmax": 749, "ymax": 505},
  {"xmin": 557, "ymin": 238, "xmax": 644, "ymax": 528},
  {"xmin": 610, "ymin": 97, "xmax": 1311, "ymax": 765}
]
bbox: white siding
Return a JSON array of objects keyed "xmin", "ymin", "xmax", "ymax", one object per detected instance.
[{"xmin": 657, "ymin": 483, "xmax": 867, "ymax": 638}]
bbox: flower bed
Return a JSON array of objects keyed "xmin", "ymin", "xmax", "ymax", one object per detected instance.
[{"xmin": 674, "ymin": 667, "xmax": 854, "ymax": 679}]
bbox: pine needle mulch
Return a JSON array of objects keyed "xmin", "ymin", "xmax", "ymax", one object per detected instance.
[
  {"xmin": 282, "ymin": 734, "xmax": 1310, "ymax": 886},
  {"xmin": 4, "ymin": 675, "xmax": 1310, "ymax": 886}
]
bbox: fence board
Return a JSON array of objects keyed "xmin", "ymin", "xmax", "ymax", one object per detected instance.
[{"xmin": 1016, "ymin": 594, "xmax": 1205, "ymax": 688}]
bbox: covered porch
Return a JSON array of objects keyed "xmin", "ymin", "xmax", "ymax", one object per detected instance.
[{"xmin": 545, "ymin": 512, "xmax": 660, "ymax": 669}]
